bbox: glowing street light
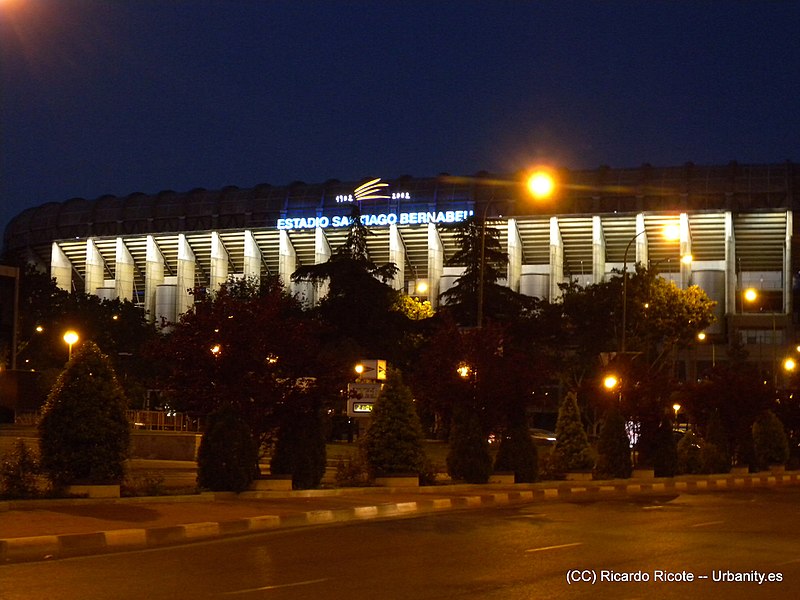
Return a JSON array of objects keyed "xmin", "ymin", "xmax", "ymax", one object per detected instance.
[
  {"xmin": 603, "ymin": 374, "xmax": 619, "ymax": 390},
  {"xmin": 743, "ymin": 287, "xmax": 758, "ymax": 304},
  {"xmin": 526, "ymin": 169, "xmax": 557, "ymax": 200},
  {"xmin": 783, "ymin": 357, "xmax": 796, "ymax": 372},
  {"xmin": 63, "ymin": 330, "xmax": 79, "ymax": 360},
  {"xmin": 672, "ymin": 403, "xmax": 681, "ymax": 424}
]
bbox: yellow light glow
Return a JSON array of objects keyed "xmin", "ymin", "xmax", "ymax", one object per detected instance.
[
  {"xmin": 663, "ymin": 223, "xmax": 680, "ymax": 241},
  {"xmin": 35, "ymin": 325, "xmax": 43, "ymax": 333},
  {"xmin": 416, "ymin": 281, "xmax": 428, "ymax": 294},
  {"xmin": 355, "ymin": 364, "xmax": 365, "ymax": 375},
  {"xmin": 603, "ymin": 375, "xmax": 619, "ymax": 390},
  {"xmin": 697, "ymin": 332, "xmax": 707, "ymax": 341},
  {"xmin": 672, "ymin": 403, "xmax": 681, "ymax": 412},
  {"xmin": 457, "ymin": 364, "xmax": 471, "ymax": 378},
  {"xmin": 210, "ymin": 344, "xmax": 221, "ymax": 355},
  {"xmin": 744, "ymin": 288, "xmax": 758, "ymax": 303},
  {"xmin": 681, "ymin": 254, "xmax": 693, "ymax": 264},
  {"xmin": 63, "ymin": 331, "xmax": 79, "ymax": 346},
  {"xmin": 784, "ymin": 357, "xmax": 796, "ymax": 372},
  {"xmin": 526, "ymin": 170, "xmax": 556, "ymax": 199}
]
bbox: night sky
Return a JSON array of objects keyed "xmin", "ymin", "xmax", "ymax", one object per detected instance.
[{"xmin": 2, "ymin": 1, "xmax": 799, "ymax": 235}]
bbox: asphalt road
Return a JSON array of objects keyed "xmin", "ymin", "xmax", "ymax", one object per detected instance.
[{"xmin": 2, "ymin": 489, "xmax": 799, "ymax": 600}]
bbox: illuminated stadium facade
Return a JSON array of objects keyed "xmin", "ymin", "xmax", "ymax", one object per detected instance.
[{"xmin": 3, "ymin": 162, "xmax": 800, "ymax": 379}]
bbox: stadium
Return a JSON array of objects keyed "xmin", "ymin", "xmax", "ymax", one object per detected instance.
[{"xmin": 3, "ymin": 161, "xmax": 800, "ymax": 381}]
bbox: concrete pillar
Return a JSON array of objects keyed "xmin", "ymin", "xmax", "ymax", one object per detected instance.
[
  {"xmin": 279, "ymin": 230, "xmax": 297, "ymax": 289},
  {"xmin": 314, "ymin": 226, "xmax": 331, "ymax": 302},
  {"xmin": 592, "ymin": 215, "xmax": 605, "ymax": 284},
  {"xmin": 680, "ymin": 213, "xmax": 692, "ymax": 288},
  {"xmin": 176, "ymin": 234, "xmax": 196, "ymax": 317},
  {"xmin": 507, "ymin": 218, "xmax": 522, "ymax": 293},
  {"xmin": 51, "ymin": 243, "xmax": 72, "ymax": 292},
  {"xmin": 635, "ymin": 213, "xmax": 648, "ymax": 266},
  {"xmin": 428, "ymin": 222, "xmax": 444, "ymax": 309},
  {"xmin": 243, "ymin": 230, "xmax": 261, "ymax": 281},
  {"xmin": 389, "ymin": 223, "xmax": 405, "ymax": 292},
  {"xmin": 784, "ymin": 210, "xmax": 792, "ymax": 314},
  {"xmin": 549, "ymin": 216, "xmax": 563, "ymax": 301},
  {"xmin": 210, "ymin": 231, "xmax": 229, "ymax": 292},
  {"xmin": 114, "ymin": 237, "xmax": 134, "ymax": 301},
  {"xmin": 725, "ymin": 211, "xmax": 736, "ymax": 314},
  {"xmin": 145, "ymin": 235, "xmax": 165, "ymax": 322},
  {"xmin": 84, "ymin": 238, "xmax": 104, "ymax": 296}
]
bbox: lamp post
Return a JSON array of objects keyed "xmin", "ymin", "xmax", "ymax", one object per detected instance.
[
  {"xmin": 63, "ymin": 330, "xmax": 79, "ymax": 361},
  {"xmin": 620, "ymin": 224, "xmax": 681, "ymax": 353},
  {"xmin": 476, "ymin": 169, "xmax": 556, "ymax": 328}
]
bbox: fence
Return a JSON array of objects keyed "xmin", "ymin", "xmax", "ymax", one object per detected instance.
[{"xmin": 14, "ymin": 410, "xmax": 200, "ymax": 432}]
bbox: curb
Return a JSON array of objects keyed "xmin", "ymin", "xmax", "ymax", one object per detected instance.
[{"xmin": 2, "ymin": 472, "xmax": 798, "ymax": 564}]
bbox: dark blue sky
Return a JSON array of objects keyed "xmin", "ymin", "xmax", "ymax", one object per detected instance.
[{"xmin": 2, "ymin": 1, "xmax": 799, "ymax": 234}]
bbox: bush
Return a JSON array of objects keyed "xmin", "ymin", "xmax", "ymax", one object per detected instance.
[
  {"xmin": 594, "ymin": 407, "xmax": 632, "ymax": 479},
  {"xmin": 447, "ymin": 401, "xmax": 492, "ymax": 483},
  {"xmin": 334, "ymin": 456, "xmax": 371, "ymax": 487},
  {"xmin": 362, "ymin": 369, "xmax": 427, "ymax": 477},
  {"xmin": 38, "ymin": 341, "xmax": 130, "ymax": 488},
  {"xmin": 197, "ymin": 407, "xmax": 259, "ymax": 492},
  {"xmin": 701, "ymin": 411, "xmax": 731, "ymax": 473},
  {"xmin": 638, "ymin": 417, "xmax": 678, "ymax": 477},
  {"xmin": 1, "ymin": 439, "xmax": 40, "ymax": 499},
  {"xmin": 752, "ymin": 410, "xmax": 789, "ymax": 469},
  {"xmin": 551, "ymin": 392, "xmax": 593, "ymax": 473},
  {"xmin": 493, "ymin": 421, "xmax": 538, "ymax": 483},
  {"xmin": 677, "ymin": 429, "xmax": 703, "ymax": 474},
  {"xmin": 271, "ymin": 402, "xmax": 327, "ymax": 489}
]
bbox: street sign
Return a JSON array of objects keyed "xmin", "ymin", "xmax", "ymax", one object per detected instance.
[
  {"xmin": 347, "ymin": 382, "xmax": 383, "ymax": 417},
  {"xmin": 355, "ymin": 359, "xmax": 387, "ymax": 380}
]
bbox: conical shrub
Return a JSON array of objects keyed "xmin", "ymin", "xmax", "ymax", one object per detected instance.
[{"xmin": 39, "ymin": 341, "xmax": 130, "ymax": 488}]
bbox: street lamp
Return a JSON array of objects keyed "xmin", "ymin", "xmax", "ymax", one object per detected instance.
[
  {"xmin": 620, "ymin": 223, "xmax": 680, "ymax": 353},
  {"xmin": 672, "ymin": 403, "xmax": 681, "ymax": 427},
  {"xmin": 476, "ymin": 169, "xmax": 556, "ymax": 328},
  {"xmin": 603, "ymin": 374, "xmax": 619, "ymax": 390},
  {"xmin": 63, "ymin": 330, "xmax": 79, "ymax": 360}
]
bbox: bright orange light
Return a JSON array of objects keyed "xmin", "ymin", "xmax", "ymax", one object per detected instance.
[
  {"xmin": 744, "ymin": 288, "xmax": 758, "ymax": 303},
  {"xmin": 663, "ymin": 223, "xmax": 680, "ymax": 241},
  {"xmin": 603, "ymin": 375, "xmax": 619, "ymax": 390},
  {"xmin": 210, "ymin": 344, "xmax": 221, "ymax": 356},
  {"xmin": 783, "ymin": 357, "xmax": 796, "ymax": 372},
  {"xmin": 355, "ymin": 364, "xmax": 365, "ymax": 375},
  {"xmin": 697, "ymin": 332, "xmax": 707, "ymax": 341},
  {"xmin": 416, "ymin": 280, "xmax": 429, "ymax": 294},
  {"xmin": 63, "ymin": 331, "xmax": 79, "ymax": 346},
  {"xmin": 526, "ymin": 170, "xmax": 556, "ymax": 199},
  {"xmin": 681, "ymin": 254, "xmax": 693, "ymax": 264}
]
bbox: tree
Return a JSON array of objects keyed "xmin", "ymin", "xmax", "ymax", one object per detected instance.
[
  {"xmin": 270, "ymin": 381, "xmax": 328, "ymax": 489},
  {"xmin": 14, "ymin": 265, "xmax": 157, "ymax": 407},
  {"xmin": 594, "ymin": 407, "xmax": 632, "ymax": 479},
  {"xmin": 1, "ymin": 440, "xmax": 40, "ymax": 499},
  {"xmin": 447, "ymin": 400, "xmax": 493, "ymax": 483},
  {"xmin": 551, "ymin": 392, "xmax": 594, "ymax": 473},
  {"xmin": 154, "ymin": 276, "xmax": 334, "ymax": 448},
  {"xmin": 291, "ymin": 205, "xmax": 405, "ymax": 362},
  {"xmin": 197, "ymin": 407, "xmax": 259, "ymax": 492},
  {"xmin": 362, "ymin": 369, "xmax": 427, "ymax": 477},
  {"xmin": 439, "ymin": 217, "xmax": 533, "ymax": 327},
  {"xmin": 493, "ymin": 420, "xmax": 538, "ymax": 483},
  {"xmin": 700, "ymin": 410, "xmax": 731, "ymax": 473},
  {"xmin": 752, "ymin": 410, "xmax": 789, "ymax": 469},
  {"xmin": 38, "ymin": 341, "xmax": 130, "ymax": 488},
  {"xmin": 677, "ymin": 428, "xmax": 703, "ymax": 474}
]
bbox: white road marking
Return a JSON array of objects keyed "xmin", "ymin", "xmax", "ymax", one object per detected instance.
[
  {"xmin": 525, "ymin": 542, "xmax": 583, "ymax": 553},
  {"xmin": 221, "ymin": 578, "xmax": 330, "ymax": 595},
  {"xmin": 690, "ymin": 520, "xmax": 725, "ymax": 528}
]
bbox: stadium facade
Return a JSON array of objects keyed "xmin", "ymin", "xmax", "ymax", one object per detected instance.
[{"xmin": 3, "ymin": 162, "xmax": 800, "ymax": 381}]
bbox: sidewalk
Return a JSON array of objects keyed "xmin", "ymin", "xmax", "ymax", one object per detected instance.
[{"xmin": 2, "ymin": 470, "xmax": 798, "ymax": 564}]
